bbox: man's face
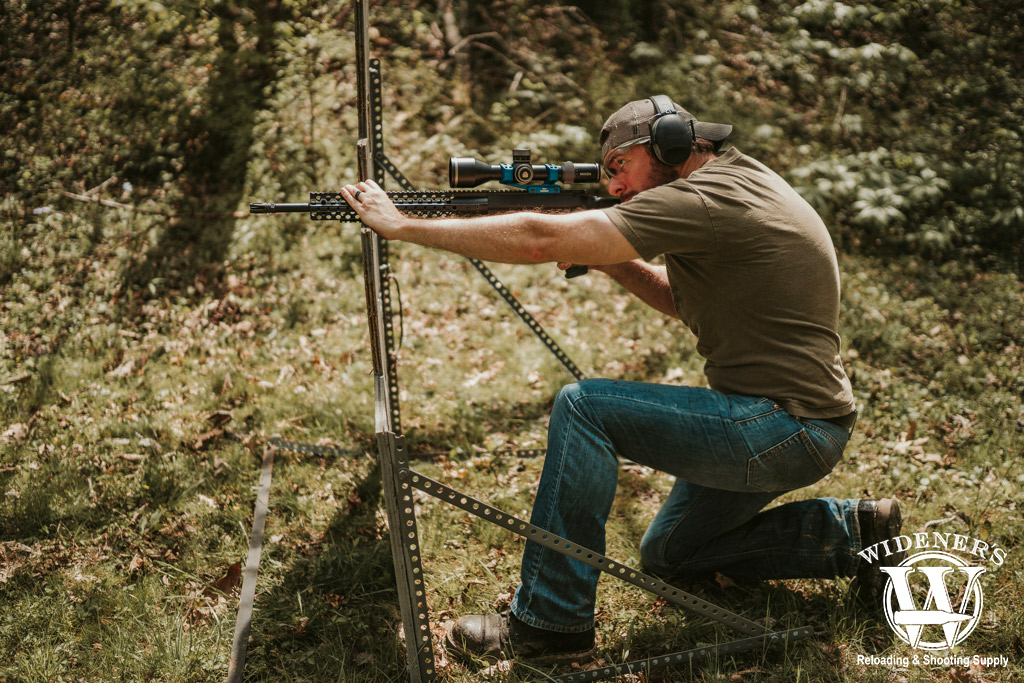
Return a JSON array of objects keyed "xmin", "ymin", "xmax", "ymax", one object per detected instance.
[{"xmin": 602, "ymin": 143, "xmax": 678, "ymax": 202}]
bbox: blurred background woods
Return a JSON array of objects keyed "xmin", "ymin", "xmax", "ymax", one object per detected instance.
[{"xmin": 2, "ymin": 0, "xmax": 1023, "ymax": 284}]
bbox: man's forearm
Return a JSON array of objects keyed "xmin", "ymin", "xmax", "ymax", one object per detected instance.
[
  {"xmin": 395, "ymin": 212, "xmax": 554, "ymax": 264},
  {"xmin": 596, "ymin": 261, "xmax": 678, "ymax": 319}
]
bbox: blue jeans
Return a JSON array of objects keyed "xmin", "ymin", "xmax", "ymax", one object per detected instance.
[{"xmin": 510, "ymin": 379, "xmax": 861, "ymax": 633}]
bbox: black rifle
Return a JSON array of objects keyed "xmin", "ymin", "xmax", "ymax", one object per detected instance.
[{"xmin": 250, "ymin": 150, "xmax": 619, "ymax": 277}]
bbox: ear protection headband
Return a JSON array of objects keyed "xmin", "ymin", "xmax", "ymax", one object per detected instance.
[{"xmin": 648, "ymin": 95, "xmax": 694, "ymax": 166}]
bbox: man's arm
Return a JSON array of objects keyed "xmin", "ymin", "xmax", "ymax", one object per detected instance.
[
  {"xmin": 343, "ymin": 179, "xmax": 678, "ymax": 319},
  {"xmin": 341, "ymin": 180, "xmax": 640, "ymax": 266}
]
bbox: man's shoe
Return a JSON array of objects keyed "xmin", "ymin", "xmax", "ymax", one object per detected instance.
[
  {"xmin": 854, "ymin": 497, "xmax": 905, "ymax": 605},
  {"xmin": 445, "ymin": 610, "xmax": 596, "ymax": 666}
]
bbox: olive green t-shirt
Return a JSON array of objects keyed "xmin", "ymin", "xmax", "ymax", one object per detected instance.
[{"xmin": 602, "ymin": 147, "xmax": 855, "ymax": 419}]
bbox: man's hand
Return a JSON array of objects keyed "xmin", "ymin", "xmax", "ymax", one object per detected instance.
[{"xmin": 341, "ymin": 180, "xmax": 405, "ymax": 239}]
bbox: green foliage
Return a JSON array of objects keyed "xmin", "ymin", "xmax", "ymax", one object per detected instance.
[{"xmin": 790, "ymin": 147, "xmax": 955, "ymax": 253}]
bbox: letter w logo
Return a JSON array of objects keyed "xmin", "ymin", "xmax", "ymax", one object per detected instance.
[{"xmin": 881, "ymin": 555, "xmax": 985, "ymax": 649}]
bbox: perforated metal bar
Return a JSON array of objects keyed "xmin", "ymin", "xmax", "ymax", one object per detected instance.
[
  {"xmin": 382, "ymin": 435, "xmax": 436, "ymax": 681},
  {"xmin": 267, "ymin": 438, "xmax": 364, "ymax": 458},
  {"xmin": 355, "ymin": 4, "xmax": 430, "ymax": 680},
  {"xmin": 401, "ymin": 468, "xmax": 768, "ymax": 637},
  {"xmin": 551, "ymin": 627, "xmax": 815, "ymax": 682},
  {"xmin": 268, "ymin": 438, "xmax": 543, "ymax": 461},
  {"xmin": 369, "ymin": 59, "xmax": 403, "ymax": 435},
  {"xmin": 369, "ymin": 154, "xmax": 586, "ymax": 381},
  {"xmin": 463, "ymin": 257, "xmax": 586, "ymax": 380}
]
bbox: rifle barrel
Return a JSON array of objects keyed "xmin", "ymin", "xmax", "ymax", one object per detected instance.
[{"xmin": 249, "ymin": 203, "xmax": 312, "ymax": 214}]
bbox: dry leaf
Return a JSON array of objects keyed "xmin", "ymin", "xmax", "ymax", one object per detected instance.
[
  {"xmin": 107, "ymin": 360, "xmax": 135, "ymax": 378},
  {"xmin": 206, "ymin": 410, "xmax": 233, "ymax": 427},
  {"xmin": 0, "ymin": 423, "xmax": 29, "ymax": 444},
  {"xmin": 205, "ymin": 562, "xmax": 241, "ymax": 597},
  {"xmin": 192, "ymin": 428, "xmax": 224, "ymax": 451}
]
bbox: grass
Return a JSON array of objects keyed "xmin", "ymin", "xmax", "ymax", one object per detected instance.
[{"xmin": 1, "ymin": 199, "xmax": 1022, "ymax": 682}]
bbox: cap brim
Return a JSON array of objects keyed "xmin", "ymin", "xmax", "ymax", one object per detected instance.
[
  {"xmin": 694, "ymin": 121, "xmax": 732, "ymax": 141},
  {"xmin": 604, "ymin": 136, "xmax": 651, "ymax": 157}
]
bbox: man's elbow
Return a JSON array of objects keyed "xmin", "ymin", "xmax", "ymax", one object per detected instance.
[
  {"xmin": 521, "ymin": 215, "xmax": 567, "ymax": 264},
  {"xmin": 525, "ymin": 236, "xmax": 564, "ymax": 264}
]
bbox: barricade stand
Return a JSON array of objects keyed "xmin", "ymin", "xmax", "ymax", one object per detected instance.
[{"xmin": 229, "ymin": 1, "xmax": 815, "ymax": 680}]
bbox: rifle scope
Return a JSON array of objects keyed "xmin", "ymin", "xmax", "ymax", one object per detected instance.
[{"xmin": 450, "ymin": 148, "xmax": 601, "ymax": 189}]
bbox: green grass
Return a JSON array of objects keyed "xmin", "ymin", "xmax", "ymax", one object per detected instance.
[{"xmin": 1, "ymin": 200, "xmax": 1022, "ymax": 682}]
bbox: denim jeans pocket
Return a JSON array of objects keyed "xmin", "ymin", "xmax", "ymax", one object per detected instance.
[{"xmin": 746, "ymin": 428, "xmax": 835, "ymax": 492}]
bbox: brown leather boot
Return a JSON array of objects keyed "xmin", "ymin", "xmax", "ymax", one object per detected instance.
[
  {"xmin": 445, "ymin": 610, "xmax": 596, "ymax": 666},
  {"xmin": 854, "ymin": 497, "xmax": 905, "ymax": 606}
]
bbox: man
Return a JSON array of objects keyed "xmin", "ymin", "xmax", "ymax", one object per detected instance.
[{"xmin": 341, "ymin": 96, "xmax": 902, "ymax": 665}]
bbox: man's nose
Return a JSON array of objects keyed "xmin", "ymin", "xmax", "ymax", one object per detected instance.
[{"xmin": 608, "ymin": 178, "xmax": 625, "ymax": 197}]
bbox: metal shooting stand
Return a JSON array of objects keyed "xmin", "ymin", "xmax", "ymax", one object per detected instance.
[{"xmin": 230, "ymin": 1, "xmax": 815, "ymax": 680}]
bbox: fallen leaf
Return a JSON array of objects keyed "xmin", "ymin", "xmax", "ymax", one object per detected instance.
[
  {"xmin": 206, "ymin": 410, "xmax": 233, "ymax": 427},
  {"xmin": 107, "ymin": 360, "xmax": 135, "ymax": 378},
  {"xmin": 192, "ymin": 428, "xmax": 224, "ymax": 451},
  {"xmin": 715, "ymin": 572, "xmax": 736, "ymax": 589},
  {"xmin": 0, "ymin": 423, "xmax": 29, "ymax": 444},
  {"xmin": 205, "ymin": 562, "xmax": 241, "ymax": 597}
]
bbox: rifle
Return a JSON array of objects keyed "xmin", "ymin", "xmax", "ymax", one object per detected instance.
[{"xmin": 250, "ymin": 149, "xmax": 618, "ymax": 278}]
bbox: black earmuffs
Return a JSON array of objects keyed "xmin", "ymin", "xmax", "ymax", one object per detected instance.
[{"xmin": 648, "ymin": 94, "xmax": 695, "ymax": 166}]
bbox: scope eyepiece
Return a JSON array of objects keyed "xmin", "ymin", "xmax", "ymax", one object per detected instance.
[{"xmin": 449, "ymin": 149, "xmax": 601, "ymax": 189}]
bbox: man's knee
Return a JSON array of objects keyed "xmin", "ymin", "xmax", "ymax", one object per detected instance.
[
  {"xmin": 554, "ymin": 379, "xmax": 608, "ymax": 403},
  {"xmin": 553, "ymin": 379, "xmax": 620, "ymax": 419},
  {"xmin": 639, "ymin": 531, "xmax": 668, "ymax": 577},
  {"xmin": 552, "ymin": 380, "xmax": 601, "ymax": 427},
  {"xmin": 553, "ymin": 381, "xmax": 583, "ymax": 408},
  {"xmin": 639, "ymin": 524, "xmax": 693, "ymax": 578}
]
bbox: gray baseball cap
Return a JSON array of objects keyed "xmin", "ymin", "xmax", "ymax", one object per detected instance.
[{"xmin": 600, "ymin": 97, "xmax": 733, "ymax": 158}]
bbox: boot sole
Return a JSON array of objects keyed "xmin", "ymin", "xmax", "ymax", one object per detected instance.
[
  {"xmin": 444, "ymin": 622, "xmax": 597, "ymax": 667},
  {"xmin": 876, "ymin": 497, "xmax": 904, "ymax": 562}
]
